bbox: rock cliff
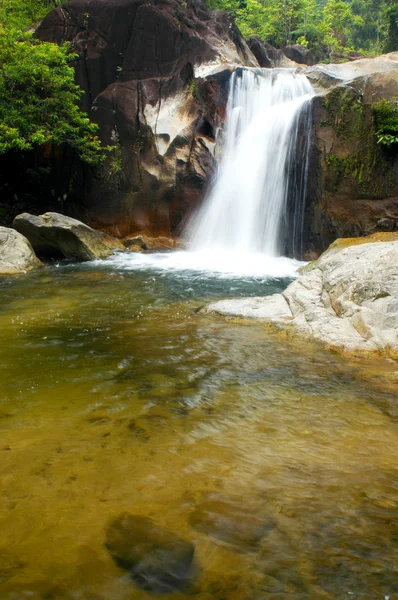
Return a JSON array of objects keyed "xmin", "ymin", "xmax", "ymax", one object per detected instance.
[
  {"xmin": 304, "ymin": 54, "xmax": 398, "ymax": 254},
  {"xmin": 33, "ymin": 0, "xmax": 257, "ymax": 238}
]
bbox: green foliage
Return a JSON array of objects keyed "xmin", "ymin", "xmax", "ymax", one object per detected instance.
[
  {"xmin": 321, "ymin": 0, "xmax": 363, "ymax": 52},
  {"xmin": 0, "ymin": 0, "xmax": 63, "ymax": 30},
  {"xmin": 384, "ymin": 2, "xmax": 398, "ymax": 52},
  {"xmin": 188, "ymin": 79, "xmax": 197, "ymax": 100},
  {"xmin": 204, "ymin": 0, "xmax": 396, "ymax": 57},
  {"xmin": 0, "ymin": 1, "xmax": 107, "ymax": 165},
  {"xmin": 373, "ymin": 99, "xmax": 398, "ymax": 147}
]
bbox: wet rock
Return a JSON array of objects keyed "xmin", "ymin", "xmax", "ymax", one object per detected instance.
[
  {"xmin": 127, "ymin": 419, "xmax": 151, "ymax": 442},
  {"xmin": 123, "ymin": 236, "xmax": 149, "ymax": 250},
  {"xmin": 13, "ymin": 212, "xmax": 124, "ymax": 261},
  {"xmin": 189, "ymin": 496, "xmax": 277, "ymax": 551},
  {"xmin": 208, "ymin": 233, "xmax": 398, "ymax": 357},
  {"xmin": 0, "ymin": 226, "xmax": 43, "ymax": 275},
  {"xmin": 105, "ymin": 513, "xmax": 196, "ymax": 593},
  {"xmin": 377, "ymin": 218, "xmax": 395, "ymax": 232},
  {"xmin": 123, "ymin": 233, "xmax": 187, "ymax": 252},
  {"xmin": 305, "ymin": 57, "xmax": 398, "ymax": 252}
]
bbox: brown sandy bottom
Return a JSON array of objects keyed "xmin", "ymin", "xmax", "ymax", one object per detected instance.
[{"xmin": 0, "ymin": 266, "xmax": 397, "ymax": 600}]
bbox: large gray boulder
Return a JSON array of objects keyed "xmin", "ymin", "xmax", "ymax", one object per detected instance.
[
  {"xmin": 13, "ymin": 212, "xmax": 124, "ymax": 261},
  {"xmin": 208, "ymin": 233, "xmax": 398, "ymax": 357},
  {"xmin": 0, "ymin": 227, "xmax": 43, "ymax": 275}
]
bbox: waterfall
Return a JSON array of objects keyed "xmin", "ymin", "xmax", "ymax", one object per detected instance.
[{"xmin": 187, "ymin": 68, "xmax": 314, "ymax": 259}]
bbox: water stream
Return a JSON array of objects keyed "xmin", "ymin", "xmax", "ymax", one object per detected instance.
[
  {"xmin": 187, "ymin": 68, "xmax": 314, "ymax": 259},
  {"xmin": 0, "ymin": 264, "xmax": 397, "ymax": 600}
]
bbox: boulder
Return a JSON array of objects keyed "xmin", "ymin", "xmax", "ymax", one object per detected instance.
[
  {"xmin": 13, "ymin": 212, "xmax": 124, "ymax": 261},
  {"xmin": 0, "ymin": 227, "xmax": 43, "ymax": 275},
  {"xmin": 208, "ymin": 233, "xmax": 398, "ymax": 357},
  {"xmin": 105, "ymin": 514, "xmax": 195, "ymax": 593},
  {"xmin": 247, "ymin": 38, "xmax": 297, "ymax": 68},
  {"xmin": 247, "ymin": 37, "xmax": 272, "ymax": 68},
  {"xmin": 282, "ymin": 44, "xmax": 316, "ymax": 66}
]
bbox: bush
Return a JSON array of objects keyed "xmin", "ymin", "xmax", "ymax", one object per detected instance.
[{"xmin": 373, "ymin": 99, "xmax": 398, "ymax": 147}]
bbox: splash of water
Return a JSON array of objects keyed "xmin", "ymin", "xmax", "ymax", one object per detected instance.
[{"xmin": 187, "ymin": 68, "xmax": 314, "ymax": 259}]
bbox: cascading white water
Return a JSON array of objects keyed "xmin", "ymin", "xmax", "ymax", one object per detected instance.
[
  {"xmin": 104, "ymin": 68, "xmax": 314, "ymax": 278},
  {"xmin": 187, "ymin": 68, "xmax": 314, "ymax": 259}
]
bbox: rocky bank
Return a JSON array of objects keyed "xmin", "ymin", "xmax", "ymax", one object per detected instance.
[{"xmin": 208, "ymin": 233, "xmax": 398, "ymax": 357}]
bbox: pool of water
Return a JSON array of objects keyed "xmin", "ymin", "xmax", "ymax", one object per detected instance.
[{"xmin": 0, "ymin": 254, "xmax": 397, "ymax": 600}]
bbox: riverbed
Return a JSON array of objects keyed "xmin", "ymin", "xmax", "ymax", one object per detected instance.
[{"xmin": 0, "ymin": 254, "xmax": 397, "ymax": 599}]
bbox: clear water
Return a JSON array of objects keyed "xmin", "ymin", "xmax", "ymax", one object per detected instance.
[
  {"xmin": 0, "ymin": 257, "xmax": 398, "ymax": 600},
  {"xmin": 187, "ymin": 69, "xmax": 314, "ymax": 258}
]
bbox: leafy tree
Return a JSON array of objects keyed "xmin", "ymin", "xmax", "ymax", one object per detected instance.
[
  {"xmin": 0, "ymin": 1, "xmax": 106, "ymax": 164},
  {"xmin": 235, "ymin": 0, "xmax": 275, "ymax": 40},
  {"xmin": 320, "ymin": 0, "xmax": 363, "ymax": 52},
  {"xmin": 268, "ymin": 0, "xmax": 318, "ymax": 47},
  {"xmin": 204, "ymin": 0, "xmax": 393, "ymax": 57},
  {"xmin": 385, "ymin": 2, "xmax": 398, "ymax": 52},
  {"xmin": 0, "ymin": 0, "xmax": 63, "ymax": 30}
]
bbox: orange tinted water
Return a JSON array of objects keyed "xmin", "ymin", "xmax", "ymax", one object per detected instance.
[{"xmin": 0, "ymin": 264, "xmax": 397, "ymax": 599}]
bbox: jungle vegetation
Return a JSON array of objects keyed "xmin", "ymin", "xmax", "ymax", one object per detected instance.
[
  {"xmin": 205, "ymin": 0, "xmax": 398, "ymax": 59},
  {"xmin": 0, "ymin": 0, "xmax": 105, "ymax": 164}
]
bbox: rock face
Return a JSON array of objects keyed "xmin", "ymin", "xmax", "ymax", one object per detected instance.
[
  {"xmin": 304, "ymin": 53, "xmax": 398, "ymax": 255},
  {"xmin": 0, "ymin": 227, "xmax": 43, "ymax": 275},
  {"xmin": 282, "ymin": 44, "xmax": 316, "ymax": 66},
  {"xmin": 208, "ymin": 233, "xmax": 398, "ymax": 357},
  {"xmin": 29, "ymin": 0, "xmax": 257, "ymax": 238},
  {"xmin": 105, "ymin": 514, "xmax": 196, "ymax": 593},
  {"xmin": 246, "ymin": 38, "xmax": 296, "ymax": 68},
  {"xmin": 13, "ymin": 212, "xmax": 124, "ymax": 260}
]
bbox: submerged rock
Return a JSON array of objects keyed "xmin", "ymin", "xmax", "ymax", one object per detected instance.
[
  {"xmin": 0, "ymin": 227, "xmax": 42, "ymax": 275},
  {"xmin": 105, "ymin": 513, "xmax": 196, "ymax": 593},
  {"xmin": 189, "ymin": 495, "xmax": 277, "ymax": 551},
  {"xmin": 13, "ymin": 212, "xmax": 124, "ymax": 261},
  {"xmin": 208, "ymin": 233, "xmax": 398, "ymax": 357}
]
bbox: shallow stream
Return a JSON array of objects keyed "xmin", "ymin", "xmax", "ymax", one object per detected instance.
[{"xmin": 0, "ymin": 253, "xmax": 397, "ymax": 599}]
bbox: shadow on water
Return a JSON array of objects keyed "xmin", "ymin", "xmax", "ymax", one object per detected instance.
[{"xmin": 0, "ymin": 260, "xmax": 397, "ymax": 599}]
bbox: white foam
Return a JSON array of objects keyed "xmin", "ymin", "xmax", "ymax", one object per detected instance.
[{"xmin": 101, "ymin": 250, "xmax": 304, "ymax": 279}]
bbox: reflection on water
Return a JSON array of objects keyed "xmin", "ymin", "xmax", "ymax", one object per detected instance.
[{"xmin": 0, "ymin": 262, "xmax": 397, "ymax": 600}]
